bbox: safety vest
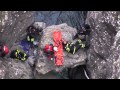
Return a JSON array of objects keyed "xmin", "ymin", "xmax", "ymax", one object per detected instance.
[
  {"xmin": 21, "ymin": 53, "xmax": 27, "ymax": 61},
  {"xmin": 64, "ymin": 39, "xmax": 85, "ymax": 54},
  {"xmin": 64, "ymin": 42, "xmax": 73, "ymax": 52},
  {"xmin": 15, "ymin": 49, "xmax": 27, "ymax": 61},
  {"xmin": 27, "ymin": 36, "xmax": 35, "ymax": 43},
  {"xmin": 77, "ymin": 39, "xmax": 85, "ymax": 48}
]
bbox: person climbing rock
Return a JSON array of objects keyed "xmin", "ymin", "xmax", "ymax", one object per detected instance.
[
  {"xmin": 0, "ymin": 42, "xmax": 9, "ymax": 58},
  {"xmin": 10, "ymin": 49, "xmax": 28, "ymax": 61},
  {"xmin": 62, "ymin": 38, "xmax": 87, "ymax": 54},
  {"xmin": 73, "ymin": 24, "xmax": 91, "ymax": 40},
  {"xmin": 44, "ymin": 44, "xmax": 58, "ymax": 61}
]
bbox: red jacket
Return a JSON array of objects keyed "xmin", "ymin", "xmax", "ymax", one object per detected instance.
[{"xmin": 44, "ymin": 44, "xmax": 54, "ymax": 54}]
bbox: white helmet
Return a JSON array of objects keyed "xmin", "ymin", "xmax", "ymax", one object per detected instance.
[{"xmin": 53, "ymin": 47, "xmax": 58, "ymax": 52}]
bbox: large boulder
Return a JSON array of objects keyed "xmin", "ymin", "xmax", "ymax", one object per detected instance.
[
  {"xmin": 6, "ymin": 59, "xmax": 33, "ymax": 79},
  {"xmin": 35, "ymin": 23, "xmax": 87, "ymax": 75},
  {"xmin": 0, "ymin": 11, "xmax": 35, "ymax": 48},
  {"xmin": 0, "ymin": 59, "xmax": 33, "ymax": 79},
  {"xmin": 0, "ymin": 11, "xmax": 35, "ymax": 79},
  {"xmin": 86, "ymin": 11, "xmax": 120, "ymax": 79}
]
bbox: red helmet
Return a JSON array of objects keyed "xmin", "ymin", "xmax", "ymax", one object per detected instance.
[
  {"xmin": 3, "ymin": 45, "xmax": 9, "ymax": 54},
  {"xmin": 44, "ymin": 44, "xmax": 53, "ymax": 53}
]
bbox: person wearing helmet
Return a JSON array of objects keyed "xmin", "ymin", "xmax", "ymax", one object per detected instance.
[
  {"xmin": 10, "ymin": 49, "xmax": 28, "ymax": 61},
  {"xmin": 0, "ymin": 42, "xmax": 9, "ymax": 58},
  {"xmin": 26, "ymin": 25, "xmax": 43, "ymax": 48},
  {"xmin": 26, "ymin": 25, "xmax": 43, "ymax": 38},
  {"xmin": 44, "ymin": 44, "xmax": 58, "ymax": 60},
  {"xmin": 73, "ymin": 24, "xmax": 91, "ymax": 40},
  {"xmin": 62, "ymin": 38, "xmax": 86, "ymax": 54}
]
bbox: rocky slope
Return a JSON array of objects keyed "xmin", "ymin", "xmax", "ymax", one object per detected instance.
[{"xmin": 2, "ymin": 11, "xmax": 120, "ymax": 79}]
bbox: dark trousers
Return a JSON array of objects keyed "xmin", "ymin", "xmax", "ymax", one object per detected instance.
[
  {"xmin": 69, "ymin": 41, "xmax": 82, "ymax": 54},
  {"xmin": 10, "ymin": 50, "xmax": 28, "ymax": 60}
]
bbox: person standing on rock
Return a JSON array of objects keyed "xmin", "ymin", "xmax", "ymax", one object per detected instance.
[{"xmin": 0, "ymin": 42, "xmax": 9, "ymax": 58}]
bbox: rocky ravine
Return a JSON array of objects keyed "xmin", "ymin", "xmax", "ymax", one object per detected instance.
[
  {"xmin": 0, "ymin": 11, "xmax": 87, "ymax": 79},
  {"xmin": 2, "ymin": 11, "xmax": 120, "ymax": 79}
]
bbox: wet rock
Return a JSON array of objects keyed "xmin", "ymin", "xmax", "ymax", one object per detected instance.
[{"xmin": 86, "ymin": 11, "xmax": 120, "ymax": 79}]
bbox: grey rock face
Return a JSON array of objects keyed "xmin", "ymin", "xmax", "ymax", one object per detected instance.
[
  {"xmin": 0, "ymin": 60, "xmax": 7, "ymax": 79},
  {"xmin": 0, "ymin": 59, "xmax": 33, "ymax": 79},
  {"xmin": 0, "ymin": 11, "xmax": 35, "ymax": 79},
  {"xmin": 35, "ymin": 11, "xmax": 87, "ymax": 29},
  {"xmin": 86, "ymin": 11, "xmax": 120, "ymax": 79},
  {"xmin": 6, "ymin": 59, "xmax": 33, "ymax": 79},
  {"xmin": 35, "ymin": 23, "xmax": 87, "ymax": 75},
  {"xmin": 0, "ymin": 11, "xmax": 35, "ymax": 48}
]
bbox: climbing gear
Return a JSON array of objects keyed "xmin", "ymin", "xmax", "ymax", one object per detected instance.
[{"xmin": 53, "ymin": 31, "xmax": 64, "ymax": 66}]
